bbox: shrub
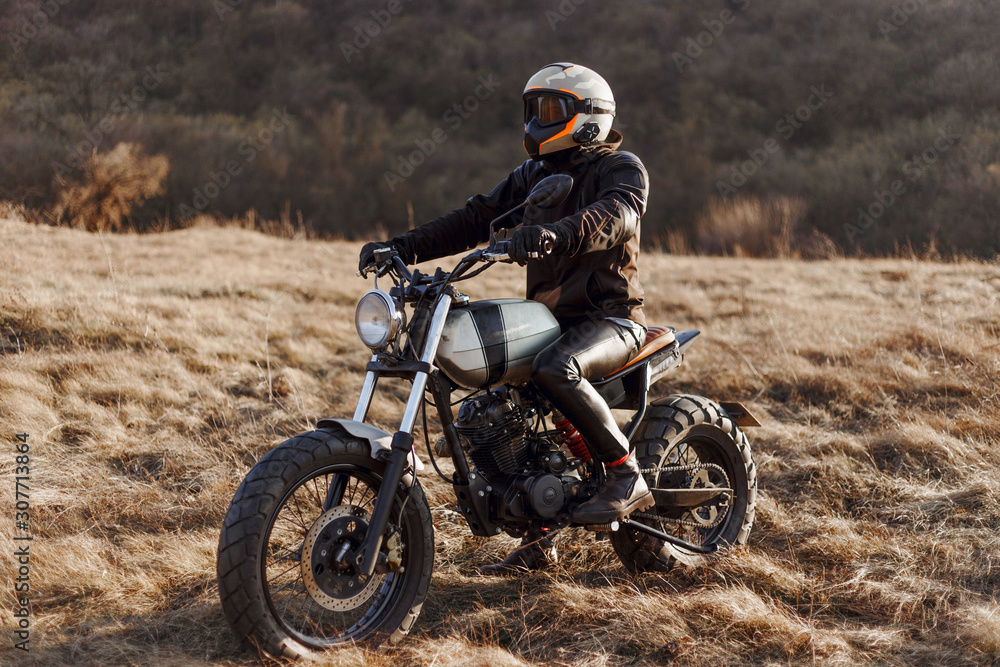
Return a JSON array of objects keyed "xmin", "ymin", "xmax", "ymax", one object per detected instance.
[
  {"xmin": 695, "ymin": 195, "xmax": 806, "ymax": 257},
  {"xmin": 50, "ymin": 143, "xmax": 169, "ymax": 232}
]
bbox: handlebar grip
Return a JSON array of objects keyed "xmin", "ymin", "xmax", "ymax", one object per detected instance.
[{"xmin": 527, "ymin": 236, "xmax": 553, "ymax": 259}]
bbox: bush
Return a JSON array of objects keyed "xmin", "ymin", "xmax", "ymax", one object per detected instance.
[
  {"xmin": 50, "ymin": 143, "xmax": 169, "ymax": 232},
  {"xmin": 696, "ymin": 195, "xmax": 806, "ymax": 257}
]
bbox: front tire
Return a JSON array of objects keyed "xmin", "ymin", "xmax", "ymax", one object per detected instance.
[
  {"xmin": 611, "ymin": 394, "xmax": 757, "ymax": 572},
  {"xmin": 217, "ymin": 429, "xmax": 433, "ymax": 658}
]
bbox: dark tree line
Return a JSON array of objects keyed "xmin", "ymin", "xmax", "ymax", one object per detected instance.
[{"xmin": 1, "ymin": 0, "xmax": 999, "ymax": 256}]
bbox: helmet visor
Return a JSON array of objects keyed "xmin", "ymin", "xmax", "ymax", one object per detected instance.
[{"xmin": 524, "ymin": 94, "xmax": 577, "ymax": 126}]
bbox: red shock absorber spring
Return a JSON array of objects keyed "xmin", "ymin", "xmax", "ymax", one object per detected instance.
[{"xmin": 552, "ymin": 413, "xmax": 591, "ymax": 463}]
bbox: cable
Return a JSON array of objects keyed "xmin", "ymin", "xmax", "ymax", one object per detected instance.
[{"xmin": 422, "ymin": 397, "xmax": 452, "ymax": 484}]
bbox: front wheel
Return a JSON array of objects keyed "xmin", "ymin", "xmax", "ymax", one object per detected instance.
[
  {"xmin": 611, "ymin": 394, "xmax": 757, "ymax": 572},
  {"xmin": 217, "ymin": 429, "xmax": 434, "ymax": 659}
]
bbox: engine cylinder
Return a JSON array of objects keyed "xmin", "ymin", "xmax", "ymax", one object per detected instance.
[{"xmin": 455, "ymin": 392, "xmax": 529, "ymax": 478}]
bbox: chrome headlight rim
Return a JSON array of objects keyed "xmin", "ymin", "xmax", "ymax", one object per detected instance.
[{"xmin": 355, "ymin": 289, "xmax": 403, "ymax": 351}]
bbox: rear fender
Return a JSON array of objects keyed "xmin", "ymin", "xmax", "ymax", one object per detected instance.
[
  {"xmin": 673, "ymin": 329, "xmax": 700, "ymax": 354},
  {"xmin": 315, "ymin": 418, "xmax": 415, "ymax": 487},
  {"xmin": 718, "ymin": 402, "xmax": 762, "ymax": 428}
]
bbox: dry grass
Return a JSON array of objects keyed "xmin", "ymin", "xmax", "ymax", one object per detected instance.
[{"xmin": 1, "ymin": 212, "xmax": 999, "ymax": 666}]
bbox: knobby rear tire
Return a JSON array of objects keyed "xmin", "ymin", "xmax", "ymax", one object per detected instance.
[
  {"xmin": 216, "ymin": 428, "xmax": 434, "ymax": 659},
  {"xmin": 611, "ymin": 394, "xmax": 757, "ymax": 572}
]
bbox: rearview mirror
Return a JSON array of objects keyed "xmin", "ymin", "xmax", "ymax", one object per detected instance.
[{"xmin": 525, "ymin": 174, "xmax": 573, "ymax": 209}]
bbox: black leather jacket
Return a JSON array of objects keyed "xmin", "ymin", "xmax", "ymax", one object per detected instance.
[{"xmin": 392, "ymin": 130, "xmax": 648, "ymax": 328}]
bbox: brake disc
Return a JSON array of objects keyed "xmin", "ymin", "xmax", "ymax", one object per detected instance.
[{"xmin": 300, "ymin": 506, "xmax": 386, "ymax": 612}]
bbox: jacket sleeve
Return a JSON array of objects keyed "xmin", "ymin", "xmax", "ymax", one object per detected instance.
[
  {"xmin": 392, "ymin": 163, "xmax": 533, "ymax": 264},
  {"xmin": 547, "ymin": 152, "xmax": 648, "ymax": 255}
]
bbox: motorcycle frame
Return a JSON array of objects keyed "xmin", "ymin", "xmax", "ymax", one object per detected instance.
[{"xmin": 347, "ymin": 268, "xmax": 710, "ymax": 573}]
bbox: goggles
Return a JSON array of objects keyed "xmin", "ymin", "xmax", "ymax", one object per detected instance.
[{"xmin": 523, "ymin": 93, "xmax": 616, "ymax": 127}]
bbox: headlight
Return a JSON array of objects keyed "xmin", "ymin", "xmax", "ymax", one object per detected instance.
[{"xmin": 355, "ymin": 290, "xmax": 403, "ymax": 350}]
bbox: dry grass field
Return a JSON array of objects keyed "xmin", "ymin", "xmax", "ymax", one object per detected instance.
[{"xmin": 1, "ymin": 213, "xmax": 999, "ymax": 666}]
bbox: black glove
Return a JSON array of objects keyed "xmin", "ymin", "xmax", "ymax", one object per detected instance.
[
  {"xmin": 509, "ymin": 226, "xmax": 561, "ymax": 266},
  {"xmin": 358, "ymin": 241, "xmax": 393, "ymax": 273}
]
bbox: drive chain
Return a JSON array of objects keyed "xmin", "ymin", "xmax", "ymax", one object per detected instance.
[{"xmin": 636, "ymin": 462, "xmax": 731, "ymax": 530}]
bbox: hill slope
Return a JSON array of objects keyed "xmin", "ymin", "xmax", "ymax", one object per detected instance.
[{"xmin": 1, "ymin": 217, "xmax": 999, "ymax": 665}]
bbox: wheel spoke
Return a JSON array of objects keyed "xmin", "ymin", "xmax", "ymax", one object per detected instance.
[
  {"xmin": 267, "ymin": 560, "xmax": 302, "ymax": 585},
  {"xmin": 279, "ymin": 585, "xmax": 307, "ymax": 621},
  {"xmin": 270, "ymin": 576, "xmax": 303, "ymax": 598}
]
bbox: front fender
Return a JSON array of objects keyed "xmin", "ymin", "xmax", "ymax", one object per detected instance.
[{"xmin": 315, "ymin": 418, "xmax": 419, "ymax": 485}]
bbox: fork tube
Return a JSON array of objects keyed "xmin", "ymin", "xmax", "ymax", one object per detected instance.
[
  {"xmin": 353, "ymin": 354, "xmax": 379, "ymax": 422},
  {"xmin": 357, "ymin": 293, "xmax": 452, "ymax": 577},
  {"xmin": 398, "ymin": 294, "xmax": 452, "ymax": 434}
]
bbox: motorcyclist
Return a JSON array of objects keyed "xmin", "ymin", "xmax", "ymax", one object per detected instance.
[{"xmin": 359, "ymin": 62, "xmax": 653, "ymax": 574}]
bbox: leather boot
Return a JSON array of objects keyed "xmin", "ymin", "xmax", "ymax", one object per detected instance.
[
  {"xmin": 479, "ymin": 531, "xmax": 557, "ymax": 576},
  {"xmin": 572, "ymin": 453, "xmax": 654, "ymax": 525}
]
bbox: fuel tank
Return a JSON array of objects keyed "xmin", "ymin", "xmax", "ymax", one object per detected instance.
[{"xmin": 436, "ymin": 299, "xmax": 561, "ymax": 389}]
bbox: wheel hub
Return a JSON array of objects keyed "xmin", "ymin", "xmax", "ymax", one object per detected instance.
[{"xmin": 300, "ymin": 506, "xmax": 386, "ymax": 611}]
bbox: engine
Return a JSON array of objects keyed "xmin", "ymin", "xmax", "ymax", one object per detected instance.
[
  {"xmin": 455, "ymin": 389, "xmax": 530, "ymax": 478},
  {"xmin": 455, "ymin": 388, "xmax": 577, "ymax": 521}
]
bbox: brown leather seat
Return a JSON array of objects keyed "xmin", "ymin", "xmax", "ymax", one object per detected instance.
[{"xmin": 605, "ymin": 326, "xmax": 676, "ymax": 377}]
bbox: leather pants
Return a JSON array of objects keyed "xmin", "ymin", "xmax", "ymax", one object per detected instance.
[{"xmin": 531, "ymin": 318, "xmax": 645, "ymax": 463}]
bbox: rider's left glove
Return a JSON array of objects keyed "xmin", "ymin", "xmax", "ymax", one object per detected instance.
[
  {"xmin": 509, "ymin": 226, "xmax": 564, "ymax": 266},
  {"xmin": 358, "ymin": 239, "xmax": 415, "ymax": 273}
]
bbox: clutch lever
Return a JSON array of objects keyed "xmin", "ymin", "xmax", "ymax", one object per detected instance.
[{"xmin": 355, "ymin": 247, "xmax": 399, "ymax": 278}]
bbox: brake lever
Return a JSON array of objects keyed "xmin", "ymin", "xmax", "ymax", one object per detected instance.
[
  {"xmin": 482, "ymin": 238, "xmax": 551, "ymax": 262},
  {"xmin": 481, "ymin": 241, "xmax": 513, "ymax": 263}
]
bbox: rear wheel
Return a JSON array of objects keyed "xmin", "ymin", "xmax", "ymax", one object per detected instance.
[
  {"xmin": 217, "ymin": 429, "xmax": 433, "ymax": 658},
  {"xmin": 611, "ymin": 394, "xmax": 756, "ymax": 572}
]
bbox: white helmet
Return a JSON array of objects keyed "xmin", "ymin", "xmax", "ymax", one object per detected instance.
[{"xmin": 522, "ymin": 62, "xmax": 616, "ymax": 160}]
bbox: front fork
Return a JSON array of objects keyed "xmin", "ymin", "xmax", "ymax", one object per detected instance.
[{"xmin": 352, "ymin": 293, "xmax": 454, "ymax": 576}]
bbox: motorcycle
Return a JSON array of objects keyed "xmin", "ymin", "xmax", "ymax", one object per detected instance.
[{"xmin": 216, "ymin": 175, "xmax": 760, "ymax": 659}]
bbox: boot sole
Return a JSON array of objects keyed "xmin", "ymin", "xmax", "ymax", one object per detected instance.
[{"xmin": 572, "ymin": 490, "xmax": 656, "ymax": 525}]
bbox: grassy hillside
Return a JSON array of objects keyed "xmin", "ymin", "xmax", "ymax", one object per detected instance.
[{"xmin": 1, "ymin": 214, "xmax": 999, "ymax": 665}]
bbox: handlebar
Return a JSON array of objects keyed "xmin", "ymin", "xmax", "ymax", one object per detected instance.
[
  {"xmin": 357, "ymin": 238, "xmax": 550, "ymax": 286},
  {"xmin": 356, "ymin": 247, "xmax": 413, "ymax": 279}
]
